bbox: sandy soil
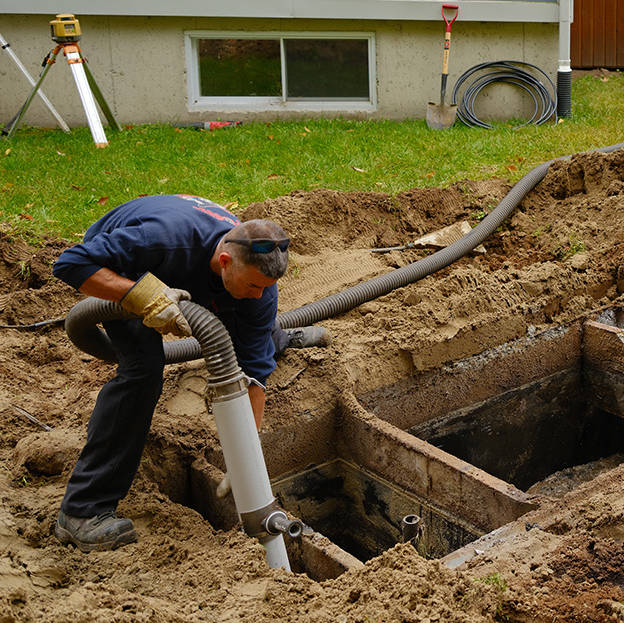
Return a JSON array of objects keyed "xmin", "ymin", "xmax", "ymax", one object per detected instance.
[{"xmin": 1, "ymin": 148, "xmax": 624, "ymax": 622}]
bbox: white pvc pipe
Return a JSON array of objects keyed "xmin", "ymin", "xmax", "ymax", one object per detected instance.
[
  {"xmin": 0, "ymin": 32, "xmax": 70, "ymax": 133},
  {"xmin": 262, "ymin": 534, "xmax": 291, "ymax": 569},
  {"xmin": 212, "ymin": 390, "xmax": 291, "ymax": 571},
  {"xmin": 67, "ymin": 51, "xmax": 108, "ymax": 147}
]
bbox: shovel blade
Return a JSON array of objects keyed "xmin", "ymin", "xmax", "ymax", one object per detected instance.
[{"xmin": 426, "ymin": 101, "xmax": 458, "ymax": 130}]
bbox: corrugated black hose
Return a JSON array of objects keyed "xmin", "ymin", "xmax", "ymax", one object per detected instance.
[
  {"xmin": 52, "ymin": 142, "xmax": 624, "ymax": 360},
  {"xmin": 64, "ymin": 298, "xmax": 243, "ymax": 384}
]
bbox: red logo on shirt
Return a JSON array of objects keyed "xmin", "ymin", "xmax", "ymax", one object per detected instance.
[{"xmin": 176, "ymin": 195, "xmax": 240, "ymax": 227}]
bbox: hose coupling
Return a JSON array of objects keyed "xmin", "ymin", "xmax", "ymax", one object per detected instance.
[
  {"xmin": 263, "ymin": 510, "xmax": 303, "ymax": 539},
  {"xmin": 240, "ymin": 500, "xmax": 303, "ymax": 540}
]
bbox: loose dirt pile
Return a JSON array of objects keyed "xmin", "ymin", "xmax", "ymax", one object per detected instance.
[{"xmin": 1, "ymin": 149, "xmax": 623, "ymax": 622}]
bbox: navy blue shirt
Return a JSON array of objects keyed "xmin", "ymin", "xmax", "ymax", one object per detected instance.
[{"xmin": 53, "ymin": 195, "xmax": 278, "ymax": 383}]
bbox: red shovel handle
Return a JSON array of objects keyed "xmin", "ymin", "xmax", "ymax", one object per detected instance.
[{"xmin": 442, "ymin": 4, "xmax": 459, "ymax": 32}]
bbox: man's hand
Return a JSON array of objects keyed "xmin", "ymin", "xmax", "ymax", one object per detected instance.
[
  {"xmin": 121, "ymin": 272, "xmax": 192, "ymax": 337},
  {"xmin": 216, "ymin": 473, "xmax": 231, "ymax": 498}
]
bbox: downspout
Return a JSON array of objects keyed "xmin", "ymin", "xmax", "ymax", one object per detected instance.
[{"xmin": 557, "ymin": 0, "xmax": 573, "ymax": 117}]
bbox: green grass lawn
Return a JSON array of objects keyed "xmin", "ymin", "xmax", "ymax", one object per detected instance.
[{"xmin": 0, "ymin": 73, "xmax": 622, "ymax": 242}]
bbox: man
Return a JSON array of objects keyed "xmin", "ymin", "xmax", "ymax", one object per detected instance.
[{"xmin": 52, "ymin": 194, "xmax": 329, "ymax": 552}]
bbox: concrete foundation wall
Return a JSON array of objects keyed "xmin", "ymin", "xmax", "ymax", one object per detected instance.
[
  {"xmin": 0, "ymin": 14, "xmax": 557, "ymax": 127},
  {"xmin": 583, "ymin": 316, "xmax": 624, "ymax": 418},
  {"xmin": 358, "ymin": 324, "xmax": 582, "ymax": 431}
]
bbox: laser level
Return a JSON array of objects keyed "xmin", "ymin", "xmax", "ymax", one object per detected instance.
[
  {"xmin": 49, "ymin": 14, "xmax": 82, "ymax": 43},
  {"xmin": 2, "ymin": 14, "xmax": 120, "ymax": 147}
]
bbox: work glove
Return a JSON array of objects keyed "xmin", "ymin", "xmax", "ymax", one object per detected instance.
[
  {"xmin": 216, "ymin": 472, "xmax": 232, "ymax": 498},
  {"xmin": 121, "ymin": 272, "xmax": 192, "ymax": 337}
]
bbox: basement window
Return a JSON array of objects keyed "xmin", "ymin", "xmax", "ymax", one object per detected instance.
[{"xmin": 184, "ymin": 31, "xmax": 376, "ymax": 112}]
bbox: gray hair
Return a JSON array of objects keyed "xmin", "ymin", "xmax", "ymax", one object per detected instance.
[{"xmin": 222, "ymin": 219, "xmax": 289, "ymax": 279}]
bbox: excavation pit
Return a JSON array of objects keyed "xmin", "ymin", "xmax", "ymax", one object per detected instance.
[
  {"xmin": 408, "ymin": 368, "xmax": 624, "ymax": 491},
  {"xmin": 359, "ymin": 316, "xmax": 624, "ymax": 490},
  {"xmin": 163, "ymin": 310, "xmax": 624, "ymax": 578},
  {"xmin": 273, "ymin": 459, "xmax": 481, "ymax": 562}
]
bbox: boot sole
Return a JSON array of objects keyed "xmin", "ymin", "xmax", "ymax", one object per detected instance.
[{"xmin": 54, "ymin": 523, "xmax": 138, "ymax": 553}]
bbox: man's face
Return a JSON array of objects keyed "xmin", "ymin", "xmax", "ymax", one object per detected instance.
[{"xmin": 221, "ymin": 257, "xmax": 277, "ymax": 300}]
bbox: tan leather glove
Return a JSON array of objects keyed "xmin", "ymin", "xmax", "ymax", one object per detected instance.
[{"xmin": 121, "ymin": 272, "xmax": 192, "ymax": 337}]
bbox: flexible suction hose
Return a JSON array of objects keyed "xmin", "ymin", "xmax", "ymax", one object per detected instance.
[
  {"xmin": 64, "ymin": 297, "xmax": 204, "ymax": 364},
  {"xmin": 64, "ymin": 298, "xmax": 242, "ymax": 379},
  {"xmin": 277, "ymin": 142, "xmax": 624, "ymax": 329},
  {"xmin": 64, "ymin": 298, "xmax": 297, "ymax": 569},
  {"xmin": 65, "ymin": 143, "xmax": 624, "ymax": 352}
]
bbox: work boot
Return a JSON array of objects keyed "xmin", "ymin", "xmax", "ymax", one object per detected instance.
[
  {"xmin": 54, "ymin": 509, "xmax": 138, "ymax": 553},
  {"xmin": 285, "ymin": 326, "xmax": 331, "ymax": 349}
]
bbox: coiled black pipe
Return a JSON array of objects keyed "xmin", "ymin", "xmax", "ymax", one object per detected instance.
[
  {"xmin": 65, "ymin": 143, "xmax": 624, "ymax": 357},
  {"xmin": 451, "ymin": 61, "xmax": 557, "ymax": 129}
]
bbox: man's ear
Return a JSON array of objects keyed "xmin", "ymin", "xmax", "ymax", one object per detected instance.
[{"xmin": 218, "ymin": 252, "xmax": 233, "ymax": 270}]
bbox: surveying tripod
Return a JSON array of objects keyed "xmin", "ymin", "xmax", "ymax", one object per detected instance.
[
  {"xmin": 2, "ymin": 14, "xmax": 121, "ymax": 147},
  {"xmin": 0, "ymin": 32, "xmax": 69, "ymax": 133}
]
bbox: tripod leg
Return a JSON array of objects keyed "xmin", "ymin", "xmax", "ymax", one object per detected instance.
[
  {"xmin": 0, "ymin": 34, "xmax": 69, "ymax": 133},
  {"xmin": 82, "ymin": 59, "xmax": 121, "ymax": 132},
  {"xmin": 2, "ymin": 48, "xmax": 60, "ymax": 139},
  {"xmin": 64, "ymin": 46, "xmax": 108, "ymax": 147}
]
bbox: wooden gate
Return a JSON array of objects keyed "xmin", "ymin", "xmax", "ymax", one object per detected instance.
[{"xmin": 571, "ymin": 0, "xmax": 624, "ymax": 68}]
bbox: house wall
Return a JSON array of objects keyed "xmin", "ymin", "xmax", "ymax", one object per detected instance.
[{"xmin": 0, "ymin": 14, "xmax": 558, "ymax": 127}]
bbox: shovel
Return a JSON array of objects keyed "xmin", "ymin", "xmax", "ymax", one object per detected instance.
[{"xmin": 426, "ymin": 4, "xmax": 459, "ymax": 130}]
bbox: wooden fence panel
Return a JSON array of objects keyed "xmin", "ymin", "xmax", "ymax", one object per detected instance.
[{"xmin": 571, "ymin": 0, "xmax": 624, "ymax": 68}]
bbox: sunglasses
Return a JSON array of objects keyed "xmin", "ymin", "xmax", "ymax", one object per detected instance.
[{"xmin": 226, "ymin": 238, "xmax": 290, "ymax": 254}]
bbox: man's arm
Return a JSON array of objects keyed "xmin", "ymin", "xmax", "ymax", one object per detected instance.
[
  {"xmin": 248, "ymin": 384, "xmax": 266, "ymax": 430},
  {"xmin": 79, "ymin": 267, "xmax": 135, "ymax": 300}
]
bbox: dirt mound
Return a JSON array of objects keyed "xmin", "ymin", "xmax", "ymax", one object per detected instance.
[
  {"xmin": 242, "ymin": 180, "xmax": 511, "ymax": 255},
  {"xmin": 1, "ymin": 148, "xmax": 624, "ymax": 622}
]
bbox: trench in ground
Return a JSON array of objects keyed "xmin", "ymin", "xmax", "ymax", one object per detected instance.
[{"xmin": 147, "ymin": 309, "xmax": 624, "ymax": 579}]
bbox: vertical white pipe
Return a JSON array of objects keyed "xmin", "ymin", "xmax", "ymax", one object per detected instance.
[
  {"xmin": 557, "ymin": 0, "xmax": 573, "ymax": 117},
  {"xmin": 66, "ymin": 51, "xmax": 108, "ymax": 147},
  {"xmin": 212, "ymin": 391, "xmax": 291, "ymax": 571},
  {"xmin": 262, "ymin": 534, "xmax": 291, "ymax": 569},
  {"xmin": 0, "ymin": 33, "xmax": 70, "ymax": 132},
  {"xmin": 558, "ymin": 0, "xmax": 572, "ymax": 71}
]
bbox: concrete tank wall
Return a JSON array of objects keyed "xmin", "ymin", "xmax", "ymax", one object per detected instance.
[{"xmin": 0, "ymin": 14, "xmax": 557, "ymax": 127}]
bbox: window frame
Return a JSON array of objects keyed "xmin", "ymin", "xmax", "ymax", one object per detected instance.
[{"xmin": 184, "ymin": 30, "xmax": 377, "ymax": 112}]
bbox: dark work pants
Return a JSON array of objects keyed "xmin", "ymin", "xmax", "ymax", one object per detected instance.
[
  {"xmin": 62, "ymin": 319, "xmax": 290, "ymax": 517},
  {"xmin": 62, "ymin": 319, "xmax": 165, "ymax": 517}
]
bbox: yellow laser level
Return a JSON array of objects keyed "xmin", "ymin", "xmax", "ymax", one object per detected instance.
[{"xmin": 49, "ymin": 14, "xmax": 81, "ymax": 43}]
